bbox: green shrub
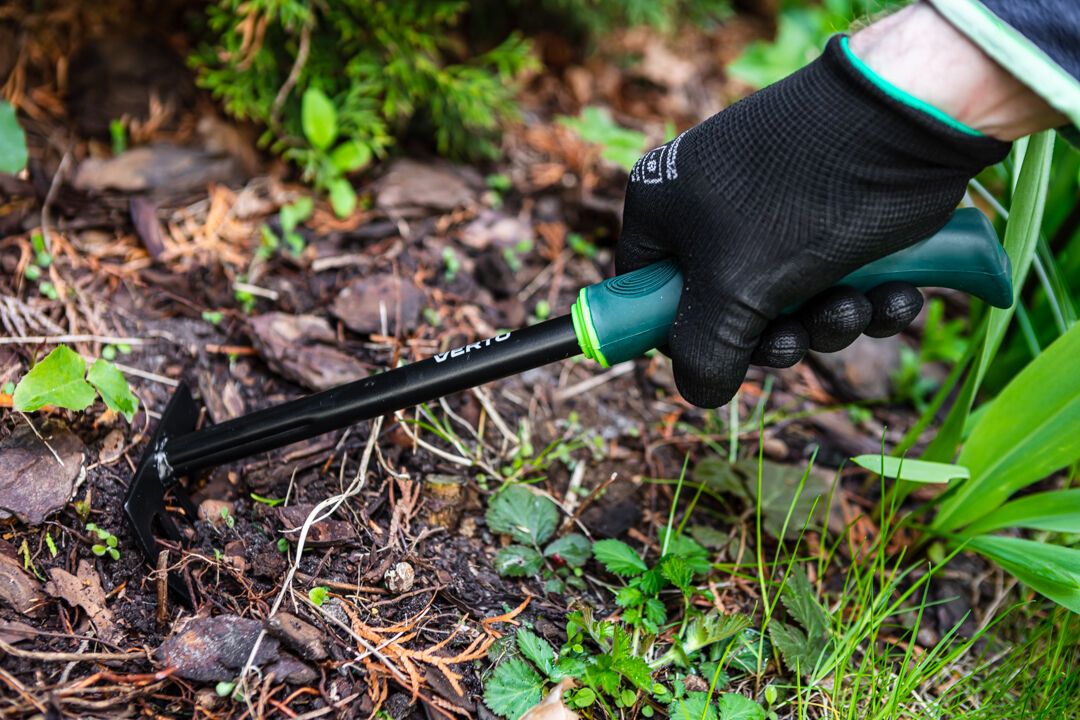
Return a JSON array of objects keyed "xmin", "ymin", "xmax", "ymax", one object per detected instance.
[{"xmin": 191, "ymin": 0, "xmax": 537, "ymax": 201}]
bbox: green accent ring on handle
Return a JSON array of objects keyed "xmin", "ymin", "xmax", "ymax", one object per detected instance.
[{"xmin": 572, "ymin": 287, "xmax": 609, "ymax": 367}]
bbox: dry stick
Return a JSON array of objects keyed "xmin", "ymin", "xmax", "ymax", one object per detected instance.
[
  {"xmin": 269, "ymin": 22, "xmax": 311, "ymax": 129},
  {"xmin": 236, "ymin": 416, "xmax": 384, "ymax": 708},
  {"xmin": 0, "ymin": 639, "xmax": 146, "ymax": 664},
  {"xmin": 554, "ymin": 362, "xmax": 634, "ymax": 402},
  {"xmin": 0, "ymin": 334, "xmax": 153, "ymax": 346},
  {"xmin": 471, "ymin": 387, "xmax": 518, "ymax": 446},
  {"xmin": 39, "ymin": 152, "xmax": 71, "ymax": 253},
  {"xmin": 155, "ymin": 550, "xmax": 169, "ymax": 625}
]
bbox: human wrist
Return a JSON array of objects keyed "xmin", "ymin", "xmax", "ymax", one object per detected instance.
[{"xmin": 848, "ymin": 2, "xmax": 1064, "ymax": 141}]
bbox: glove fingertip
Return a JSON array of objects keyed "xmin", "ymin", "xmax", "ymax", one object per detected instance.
[
  {"xmin": 864, "ymin": 282, "xmax": 923, "ymax": 338},
  {"xmin": 751, "ymin": 318, "xmax": 808, "ymax": 368}
]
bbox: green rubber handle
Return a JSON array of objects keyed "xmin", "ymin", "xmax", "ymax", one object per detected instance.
[{"xmin": 572, "ymin": 208, "xmax": 1012, "ymax": 367}]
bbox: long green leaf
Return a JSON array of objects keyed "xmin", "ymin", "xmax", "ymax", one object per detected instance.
[
  {"xmin": 964, "ymin": 490, "xmax": 1080, "ymax": 535},
  {"xmin": 966, "ymin": 535, "xmax": 1080, "ymax": 613},
  {"xmin": 933, "ymin": 320, "xmax": 1080, "ymax": 531},
  {"xmin": 923, "ymin": 132, "xmax": 1055, "ymax": 463}
]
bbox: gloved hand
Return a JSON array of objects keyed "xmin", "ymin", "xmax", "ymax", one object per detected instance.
[{"xmin": 616, "ymin": 36, "xmax": 1010, "ymax": 408}]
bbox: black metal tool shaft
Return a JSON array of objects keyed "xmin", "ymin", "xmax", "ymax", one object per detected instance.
[{"xmin": 163, "ymin": 315, "xmax": 581, "ymax": 476}]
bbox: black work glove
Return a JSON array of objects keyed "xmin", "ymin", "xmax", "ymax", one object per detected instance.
[{"xmin": 616, "ymin": 36, "xmax": 1010, "ymax": 408}]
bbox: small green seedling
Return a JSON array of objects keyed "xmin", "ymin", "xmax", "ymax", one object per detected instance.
[
  {"xmin": 277, "ymin": 537, "xmax": 290, "ymax": 553},
  {"xmin": 109, "ymin": 118, "xmax": 128, "ymax": 155},
  {"xmin": 308, "ymin": 586, "xmax": 330, "ymax": 606},
  {"xmin": 485, "ymin": 485, "xmax": 591, "ymax": 587},
  {"xmin": 86, "ymin": 523, "xmax": 120, "ymax": 560},
  {"xmin": 220, "ymin": 506, "xmax": 236, "ymax": 529},
  {"xmin": 251, "ymin": 492, "xmax": 286, "ymax": 507},
  {"xmin": 202, "ymin": 310, "xmax": 224, "ymax": 326},
  {"xmin": 45, "ymin": 531, "xmax": 58, "ymax": 557},
  {"xmin": 12, "ymin": 345, "xmax": 139, "ymax": 422},
  {"xmin": 442, "ymin": 247, "xmax": 461, "ymax": 282}
]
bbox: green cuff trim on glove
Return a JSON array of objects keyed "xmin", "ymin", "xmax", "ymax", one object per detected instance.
[{"xmin": 839, "ymin": 36, "xmax": 984, "ymax": 137}]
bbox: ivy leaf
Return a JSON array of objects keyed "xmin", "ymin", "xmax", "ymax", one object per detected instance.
[
  {"xmin": 592, "ymin": 539, "xmax": 647, "ymax": 576},
  {"xmin": 515, "ymin": 628, "xmax": 556, "ymax": 678},
  {"xmin": 330, "ymin": 140, "xmax": 373, "ymax": 173},
  {"xmin": 301, "ymin": 88, "xmax": 337, "ymax": 150},
  {"xmin": 328, "ymin": 178, "xmax": 357, "ymax": 218},
  {"xmin": 544, "ymin": 533, "xmax": 592, "ymax": 567},
  {"xmin": 486, "ymin": 485, "xmax": 559, "ymax": 545},
  {"xmin": 484, "ymin": 658, "xmax": 545, "ymax": 720},
  {"xmin": 0, "ymin": 101, "xmax": 28, "ymax": 175},
  {"xmin": 718, "ymin": 693, "xmax": 764, "ymax": 720},
  {"xmin": 12, "ymin": 346, "xmax": 96, "ymax": 413},
  {"xmin": 494, "ymin": 545, "xmax": 543, "ymax": 577},
  {"xmin": 87, "ymin": 359, "xmax": 138, "ymax": 422},
  {"xmin": 669, "ymin": 692, "xmax": 718, "ymax": 720}
]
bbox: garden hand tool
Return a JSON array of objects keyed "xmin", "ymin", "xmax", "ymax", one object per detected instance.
[{"xmin": 125, "ymin": 208, "xmax": 1012, "ymax": 605}]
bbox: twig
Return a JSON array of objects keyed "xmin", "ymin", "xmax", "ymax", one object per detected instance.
[
  {"xmin": 0, "ymin": 639, "xmax": 147, "ymax": 663},
  {"xmin": 0, "ymin": 334, "xmax": 154, "ymax": 346},
  {"xmin": 554, "ymin": 363, "xmax": 634, "ymax": 402},
  {"xmin": 155, "ymin": 550, "xmax": 169, "ymax": 625},
  {"xmin": 270, "ymin": 22, "xmax": 312, "ymax": 129},
  {"xmin": 40, "ymin": 152, "xmax": 72, "ymax": 253}
]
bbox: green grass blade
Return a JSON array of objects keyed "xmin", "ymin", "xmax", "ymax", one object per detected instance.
[
  {"xmin": 967, "ymin": 535, "xmax": 1080, "ymax": 612},
  {"xmin": 963, "ymin": 489, "xmax": 1080, "ymax": 535},
  {"xmin": 923, "ymin": 131, "xmax": 1055, "ymax": 463},
  {"xmin": 932, "ymin": 319, "xmax": 1080, "ymax": 531}
]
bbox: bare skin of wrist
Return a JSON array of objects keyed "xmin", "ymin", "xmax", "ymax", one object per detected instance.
[{"xmin": 849, "ymin": 2, "xmax": 1066, "ymax": 141}]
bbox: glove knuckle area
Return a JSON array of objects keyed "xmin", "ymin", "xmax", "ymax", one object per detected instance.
[{"xmin": 750, "ymin": 317, "xmax": 808, "ymax": 368}]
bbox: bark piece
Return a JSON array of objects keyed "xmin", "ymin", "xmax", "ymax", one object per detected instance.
[
  {"xmin": 0, "ymin": 548, "xmax": 43, "ymax": 615},
  {"xmin": 277, "ymin": 505, "xmax": 358, "ymax": 547},
  {"xmin": 0, "ymin": 421, "xmax": 86, "ymax": 525},
  {"xmin": 45, "ymin": 561, "xmax": 118, "ymax": 641},
  {"xmin": 157, "ymin": 615, "xmax": 279, "ymax": 682},
  {"xmin": 73, "ymin": 144, "xmax": 243, "ymax": 196},
  {"xmin": 376, "ymin": 160, "xmax": 476, "ymax": 211},
  {"xmin": 266, "ymin": 612, "xmax": 328, "ymax": 661},
  {"xmin": 249, "ymin": 313, "xmax": 369, "ymax": 391},
  {"xmin": 330, "ymin": 274, "xmax": 426, "ymax": 336}
]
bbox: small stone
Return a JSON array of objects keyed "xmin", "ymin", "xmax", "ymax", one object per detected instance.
[
  {"xmin": 762, "ymin": 436, "xmax": 788, "ymax": 461},
  {"xmin": 198, "ymin": 499, "xmax": 235, "ymax": 527},
  {"xmin": 267, "ymin": 612, "xmax": 328, "ymax": 661},
  {"xmin": 458, "ymin": 517, "xmax": 477, "ymax": 539},
  {"xmin": 384, "ymin": 562, "xmax": 415, "ymax": 594},
  {"xmin": 157, "ymin": 615, "xmax": 279, "ymax": 682},
  {"xmin": 0, "ymin": 421, "xmax": 86, "ymax": 525}
]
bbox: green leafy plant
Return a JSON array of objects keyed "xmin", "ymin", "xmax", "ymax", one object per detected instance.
[
  {"xmin": 486, "ymin": 485, "xmax": 591, "ymax": 590},
  {"xmin": 308, "ymin": 585, "xmax": 330, "ymax": 606},
  {"xmin": 261, "ymin": 195, "xmax": 315, "ymax": 255},
  {"xmin": 0, "ymin": 100, "xmax": 27, "ymax": 175},
  {"xmin": 13, "ymin": 345, "xmax": 139, "ymax": 422},
  {"xmin": 192, "ymin": 1, "xmax": 536, "ymax": 187},
  {"xmin": 728, "ymin": 0, "xmax": 903, "ymax": 89},
  {"xmin": 85, "ymin": 523, "xmax": 120, "ymax": 561},
  {"xmin": 507, "ymin": 0, "xmax": 733, "ymax": 37},
  {"xmin": 558, "ymin": 107, "xmax": 648, "ymax": 172}
]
